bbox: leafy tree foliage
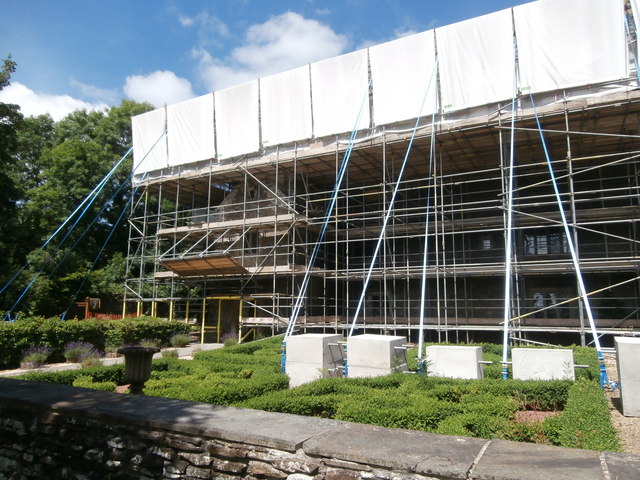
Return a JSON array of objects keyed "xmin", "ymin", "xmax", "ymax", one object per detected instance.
[
  {"xmin": 0, "ymin": 56, "xmax": 24, "ymax": 297},
  {"xmin": 0, "ymin": 57, "xmax": 153, "ymax": 316}
]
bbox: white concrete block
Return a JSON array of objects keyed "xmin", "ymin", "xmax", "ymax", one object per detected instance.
[
  {"xmin": 347, "ymin": 334, "xmax": 407, "ymax": 378},
  {"xmin": 615, "ymin": 337, "xmax": 640, "ymax": 417},
  {"xmin": 285, "ymin": 361, "xmax": 342, "ymax": 388},
  {"xmin": 285, "ymin": 334, "xmax": 343, "ymax": 387},
  {"xmin": 286, "ymin": 334, "xmax": 343, "ymax": 365},
  {"xmin": 512, "ymin": 348, "xmax": 575, "ymax": 381},
  {"xmin": 425, "ymin": 345, "xmax": 484, "ymax": 379}
]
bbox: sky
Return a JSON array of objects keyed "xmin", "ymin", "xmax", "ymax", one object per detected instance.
[{"xmin": 0, "ymin": 0, "xmax": 530, "ymax": 121}]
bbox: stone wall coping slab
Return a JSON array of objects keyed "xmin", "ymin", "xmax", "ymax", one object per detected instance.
[
  {"xmin": 0, "ymin": 378, "xmax": 342, "ymax": 452},
  {"xmin": 2, "ymin": 377, "xmax": 640, "ymax": 479}
]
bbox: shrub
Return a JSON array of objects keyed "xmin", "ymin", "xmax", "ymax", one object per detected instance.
[
  {"xmin": 335, "ymin": 390, "xmax": 461, "ymax": 432},
  {"xmin": 21, "ymin": 345, "xmax": 52, "ymax": 369},
  {"xmin": 72, "ymin": 375, "xmax": 116, "ymax": 392},
  {"xmin": 169, "ymin": 333, "xmax": 190, "ymax": 347},
  {"xmin": 80, "ymin": 357, "xmax": 103, "ymax": 369},
  {"xmin": 222, "ymin": 332, "xmax": 238, "ymax": 347},
  {"xmin": 15, "ymin": 364, "xmax": 124, "ymax": 385},
  {"xmin": 241, "ymin": 391, "xmax": 342, "ymax": 417},
  {"xmin": 436, "ymin": 413, "xmax": 507, "ymax": 438},
  {"xmin": 64, "ymin": 341, "xmax": 101, "ymax": 363},
  {"xmin": 0, "ymin": 316, "xmax": 190, "ymax": 369},
  {"xmin": 543, "ymin": 380, "xmax": 619, "ymax": 451},
  {"xmin": 500, "ymin": 420, "xmax": 552, "ymax": 445},
  {"xmin": 162, "ymin": 349, "xmax": 179, "ymax": 358}
]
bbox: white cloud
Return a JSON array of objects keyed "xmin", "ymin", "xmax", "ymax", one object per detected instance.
[
  {"xmin": 0, "ymin": 82, "xmax": 107, "ymax": 121},
  {"xmin": 195, "ymin": 12, "xmax": 348, "ymax": 91},
  {"xmin": 69, "ymin": 78, "xmax": 119, "ymax": 104},
  {"xmin": 178, "ymin": 14, "xmax": 194, "ymax": 27},
  {"xmin": 357, "ymin": 29, "xmax": 419, "ymax": 51},
  {"xmin": 123, "ymin": 71, "xmax": 195, "ymax": 107},
  {"xmin": 179, "ymin": 11, "xmax": 230, "ymax": 46}
]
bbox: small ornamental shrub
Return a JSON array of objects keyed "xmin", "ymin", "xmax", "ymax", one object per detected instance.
[
  {"xmin": 0, "ymin": 316, "xmax": 190, "ymax": 369},
  {"xmin": 80, "ymin": 357, "xmax": 103, "ymax": 369},
  {"xmin": 21, "ymin": 345, "xmax": 52, "ymax": 369},
  {"xmin": 139, "ymin": 338, "xmax": 159, "ymax": 348},
  {"xmin": 72, "ymin": 375, "xmax": 116, "ymax": 392},
  {"xmin": 64, "ymin": 341, "xmax": 101, "ymax": 363},
  {"xmin": 436, "ymin": 413, "xmax": 507, "ymax": 438},
  {"xmin": 543, "ymin": 380, "xmax": 619, "ymax": 451},
  {"xmin": 162, "ymin": 349, "xmax": 179, "ymax": 358},
  {"xmin": 169, "ymin": 333, "xmax": 190, "ymax": 347},
  {"xmin": 222, "ymin": 332, "xmax": 238, "ymax": 347}
]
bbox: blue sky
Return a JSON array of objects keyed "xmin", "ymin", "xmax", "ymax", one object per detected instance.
[{"xmin": 0, "ymin": 0, "xmax": 529, "ymax": 120}]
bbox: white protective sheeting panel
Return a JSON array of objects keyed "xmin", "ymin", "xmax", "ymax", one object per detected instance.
[
  {"xmin": 214, "ymin": 80, "xmax": 260, "ymax": 159},
  {"xmin": 514, "ymin": 0, "xmax": 627, "ymax": 94},
  {"xmin": 311, "ymin": 49, "xmax": 370, "ymax": 138},
  {"xmin": 438, "ymin": 8, "xmax": 514, "ymax": 112},
  {"xmin": 369, "ymin": 30, "xmax": 437, "ymax": 125},
  {"xmin": 132, "ymin": 107, "xmax": 167, "ymax": 174},
  {"xmin": 633, "ymin": 0, "xmax": 640, "ymax": 32},
  {"xmin": 260, "ymin": 65, "xmax": 313, "ymax": 146},
  {"xmin": 167, "ymin": 94, "xmax": 215, "ymax": 166}
]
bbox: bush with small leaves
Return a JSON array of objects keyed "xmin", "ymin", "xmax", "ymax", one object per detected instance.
[
  {"xmin": 169, "ymin": 333, "xmax": 190, "ymax": 347},
  {"xmin": 21, "ymin": 345, "xmax": 52, "ymax": 369},
  {"xmin": 221, "ymin": 332, "xmax": 238, "ymax": 347},
  {"xmin": 64, "ymin": 341, "xmax": 101, "ymax": 363},
  {"xmin": 162, "ymin": 349, "xmax": 179, "ymax": 358}
]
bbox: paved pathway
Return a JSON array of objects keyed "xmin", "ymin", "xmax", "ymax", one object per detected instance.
[{"xmin": 0, "ymin": 343, "xmax": 223, "ymax": 378}]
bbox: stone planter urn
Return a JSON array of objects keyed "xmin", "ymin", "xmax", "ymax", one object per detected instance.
[{"xmin": 117, "ymin": 346, "xmax": 160, "ymax": 394}]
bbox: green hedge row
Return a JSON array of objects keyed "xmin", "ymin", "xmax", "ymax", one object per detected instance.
[
  {"xmin": 12, "ymin": 335, "xmax": 617, "ymax": 451},
  {"xmin": 0, "ymin": 316, "xmax": 190, "ymax": 369},
  {"xmin": 542, "ymin": 380, "xmax": 619, "ymax": 451}
]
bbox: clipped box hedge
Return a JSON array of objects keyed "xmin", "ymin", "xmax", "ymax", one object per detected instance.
[
  {"xmin": 11, "ymin": 335, "xmax": 619, "ymax": 451},
  {"xmin": 0, "ymin": 316, "xmax": 190, "ymax": 369}
]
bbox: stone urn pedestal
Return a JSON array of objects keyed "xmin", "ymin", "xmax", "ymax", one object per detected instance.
[{"xmin": 117, "ymin": 346, "xmax": 160, "ymax": 394}]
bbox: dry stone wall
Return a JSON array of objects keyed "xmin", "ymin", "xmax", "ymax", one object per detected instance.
[{"xmin": 1, "ymin": 378, "xmax": 639, "ymax": 479}]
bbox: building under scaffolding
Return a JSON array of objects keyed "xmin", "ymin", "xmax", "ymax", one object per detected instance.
[{"xmin": 125, "ymin": 0, "xmax": 640, "ymax": 346}]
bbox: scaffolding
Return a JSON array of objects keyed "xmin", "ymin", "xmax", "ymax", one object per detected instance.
[{"xmin": 124, "ymin": 88, "xmax": 640, "ymax": 345}]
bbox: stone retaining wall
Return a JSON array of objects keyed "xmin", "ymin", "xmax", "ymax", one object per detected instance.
[{"xmin": 1, "ymin": 378, "xmax": 639, "ymax": 479}]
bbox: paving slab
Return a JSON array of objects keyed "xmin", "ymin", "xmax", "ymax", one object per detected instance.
[
  {"xmin": 0, "ymin": 378, "xmax": 342, "ymax": 452},
  {"xmin": 303, "ymin": 422, "xmax": 486, "ymax": 477},
  {"xmin": 604, "ymin": 451, "xmax": 640, "ymax": 479},
  {"xmin": 0, "ymin": 343, "xmax": 223, "ymax": 377},
  {"xmin": 472, "ymin": 439, "xmax": 603, "ymax": 480}
]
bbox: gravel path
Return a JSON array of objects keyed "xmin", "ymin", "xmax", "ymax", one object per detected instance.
[{"xmin": 604, "ymin": 353, "xmax": 640, "ymax": 455}]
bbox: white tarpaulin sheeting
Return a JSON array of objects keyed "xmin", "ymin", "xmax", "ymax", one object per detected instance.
[
  {"xmin": 514, "ymin": 0, "xmax": 627, "ymax": 94},
  {"xmin": 632, "ymin": 0, "xmax": 640, "ymax": 30},
  {"xmin": 132, "ymin": 108, "xmax": 167, "ymax": 174},
  {"xmin": 167, "ymin": 94, "xmax": 215, "ymax": 167},
  {"xmin": 311, "ymin": 49, "xmax": 370, "ymax": 138},
  {"xmin": 369, "ymin": 30, "xmax": 437, "ymax": 125},
  {"xmin": 438, "ymin": 8, "xmax": 514, "ymax": 112},
  {"xmin": 260, "ymin": 65, "xmax": 313, "ymax": 146},
  {"xmin": 215, "ymin": 80, "xmax": 260, "ymax": 159}
]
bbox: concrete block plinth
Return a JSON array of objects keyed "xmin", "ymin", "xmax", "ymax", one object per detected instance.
[
  {"xmin": 285, "ymin": 334, "xmax": 343, "ymax": 387},
  {"xmin": 425, "ymin": 345, "xmax": 484, "ymax": 379},
  {"xmin": 347, "ymin": 334, "xmax": 407, "ymax": 378},
  {"xmin": 615, "ymin": 337, "xmax": 640, "ymax": 417},
  {"xmin": 512, "ymin": 348, "xmax": 575, "ymax": 381}
]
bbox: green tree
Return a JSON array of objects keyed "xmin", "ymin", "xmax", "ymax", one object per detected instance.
[
  {"xmin": 2, "ymin": 95, "xmax": 153, "ymax": 316},
  {"xmin": 0, "ymin": 56, "xmax": 24, "ymax": 300}
]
